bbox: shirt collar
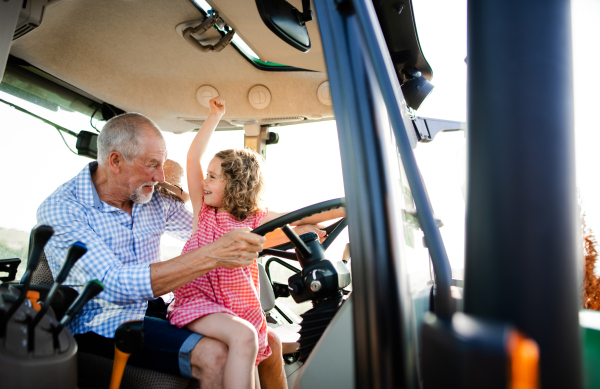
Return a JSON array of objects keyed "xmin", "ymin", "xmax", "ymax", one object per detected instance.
[
  {"xmin": 74, "ymin": 161, "xmax": 107, "ymax": 211},
  {"xmin": 89, "ymin": 163, "xmax": 103, "ymax": 211}
]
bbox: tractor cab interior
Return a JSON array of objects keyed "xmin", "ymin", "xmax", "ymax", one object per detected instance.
[{"xmin": 1, "ymin": 0, "xmax": 592, "ymax": 388}]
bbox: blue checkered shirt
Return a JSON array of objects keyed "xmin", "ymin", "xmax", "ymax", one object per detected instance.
[{"xmin": 37, "ymin": 162, "xmax": 193, "ymax": 337}]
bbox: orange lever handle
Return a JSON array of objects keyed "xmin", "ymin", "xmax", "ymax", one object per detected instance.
[
  {"xmin": 109, "ymin": 346, "xmax": 131, "ymax": 389},
  {"xmin": 509, "ymin": 331, "xmax": 540, "ymax": 389},
  {"xmin": 26, "ymin": 290, "xmax": 41, "ymax": 311}
]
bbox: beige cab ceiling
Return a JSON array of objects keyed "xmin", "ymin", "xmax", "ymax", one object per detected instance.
[{"xmin": 9, "ymin": 0, "xmax": 333, "ymax": 133}]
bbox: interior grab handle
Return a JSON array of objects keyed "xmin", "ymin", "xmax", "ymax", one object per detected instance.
[{"xmin": 182, "ymin": 12, "xmax": 236, "ymax": 53}]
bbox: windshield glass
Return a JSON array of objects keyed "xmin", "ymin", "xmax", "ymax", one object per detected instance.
[
  {"xmin": 0, "ymin": 91, "xmax": 346, "ymax": 292},
  {"xmin": 1, "ymin": 0, "xmax": 596, "ymax": 305},
  {"xmin": 0, "ymin": 91, "xmax": 92, "ymax": 269}
]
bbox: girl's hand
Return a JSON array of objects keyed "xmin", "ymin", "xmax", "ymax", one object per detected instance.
[{"xmin": 209, "ymin": 96, "xmax": 226, "ymax": 117}]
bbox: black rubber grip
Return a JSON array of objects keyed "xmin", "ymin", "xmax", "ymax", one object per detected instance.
[
  {"xmin": 27, "ymin": 225, "xmax": 54, "ymax": 272},
  {"xmin": 299, "ymin": 232, "xmax": 319, "ymax": 243}
]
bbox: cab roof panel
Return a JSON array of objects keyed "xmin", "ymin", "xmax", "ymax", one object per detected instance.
[{"xmin": 9, "ymin": 0, "xmax": 333, "ymax": 133}]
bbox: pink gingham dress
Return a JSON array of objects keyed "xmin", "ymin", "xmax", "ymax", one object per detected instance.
[{"xmin": 168, "ymin": 199, "xmax": 271, "ymax": 364}]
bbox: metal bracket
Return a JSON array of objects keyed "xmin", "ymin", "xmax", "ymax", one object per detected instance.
[
  {"xmin": 412, "ymin": 117, "xmax": 465, "ymax": 143},
  {"xmin": 244, "ymin": 124, "xmax": 272, "ymax": 159},
  {"xmin": 298, "ymin": 0, "xmax": 314, "ymax": 25}
]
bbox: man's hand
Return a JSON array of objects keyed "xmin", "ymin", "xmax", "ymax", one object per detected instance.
[
  {"xmin": 206, "ymin": 228, "xmax": 265, "ymax": 269},
  {"xmin": 264, "ymin": 224, "xmax": 327, "ymax": 248},
  {"xmin": 294, "ymin": 224, "xmax": 327, "ymax": 243}
]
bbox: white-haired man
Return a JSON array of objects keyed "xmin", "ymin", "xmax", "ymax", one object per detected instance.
[{"xmin": 37, "ymin": 113, "xmax": 287, "ymax": 388}]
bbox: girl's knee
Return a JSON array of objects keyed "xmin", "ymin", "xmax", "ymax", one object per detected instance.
[{"xmin": 232, "ymin": 321, "xmax": 259, "ymax": 353}]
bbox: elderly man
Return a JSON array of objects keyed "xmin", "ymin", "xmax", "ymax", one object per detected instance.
[{"xmin": 37, "ymin": 113, "xmax": 288, "ymax": 388}]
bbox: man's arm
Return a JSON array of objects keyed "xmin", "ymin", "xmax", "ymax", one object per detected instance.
[
  {"xmin": 38, "ymin": 199, "xmax": 154, "ymax": 304},
  {"xmin": 149, "ymin": 228, "xmax": 265, "ymax": 296},
  {"xmin": 125, "ymin": 195, "xmax": 264, "ymax": 296},
  {"xmin": 39, "ymin": 199, "xmax": 266, "ymax": 300},
  {"xmin": 163, "ymin": 197, "xmax": 195, "ymax": 241}
]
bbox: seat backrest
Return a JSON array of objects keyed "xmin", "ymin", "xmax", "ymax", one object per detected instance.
[
  {"xmin": 31, "ymin": 251, "xmax": 54, "ymax": 285},
  {"xmin": 258, "ymin": 262, "xmax": 276, "ymax": 312},
  {"xmin": 23, "ymin": 227, "xmax": 54, "ymax": 285}
]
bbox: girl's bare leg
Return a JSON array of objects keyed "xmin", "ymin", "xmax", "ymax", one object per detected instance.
[{"xmin": 187, "ymin": 313, "xmax": 259, "ymax": 389}]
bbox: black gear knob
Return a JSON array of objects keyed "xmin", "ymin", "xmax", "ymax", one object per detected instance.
[
  {"xmin": 110, "ymin": 320, "xmax": 144, "ymax": 389},
  {"xmin": 55, "ymin": 242, "xmax": 87, "ymax": 284},
  {"xmin": 115, "ymin": 320, "xmax": 144, "ymax": 354}
]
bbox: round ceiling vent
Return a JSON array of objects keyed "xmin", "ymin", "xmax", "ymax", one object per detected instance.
[
  {"xmin": 317, "ymin": 81, "xmax": 332, "ymax": 106},
  {"xmin": 248, "ymin": 85, "xmax": 271, "ymax": 110},
  {"xmin": 196, "ymin": 85, "xmax": 219, "ymax": 108}
]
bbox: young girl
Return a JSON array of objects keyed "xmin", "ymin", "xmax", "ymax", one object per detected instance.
[{"xmin": 168, "ymin": 96, "xmax": 345, "ymax": 389}]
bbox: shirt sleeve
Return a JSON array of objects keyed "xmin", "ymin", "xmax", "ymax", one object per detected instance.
[
  {"xmin": 163, "ymin": 196, "xmax": 194, "ymax": 241},
  {"xmin": 37, "ymin": 198, "xmax": 154, "ymax": 305},
  {"xmin": 253, "ymin": 207, "xmax": 269, "ymax": 229}
]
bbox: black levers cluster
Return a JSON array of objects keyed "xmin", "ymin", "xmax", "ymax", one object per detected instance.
[
  {"xmin": 253, "ymin": 198, "xmax": 351, "ymax": 362},
  {"xmin": 0, "ymin": 225, "xmax": 54, "ymax": 337},
  {"xmin": 0, "ymin": 225, "xmax": 104, "ymax": 354}
]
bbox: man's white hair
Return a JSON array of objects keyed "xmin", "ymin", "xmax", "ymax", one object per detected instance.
[{"xmin": 97, "ymin": 113, "xmax": 164, "ymax": 164}]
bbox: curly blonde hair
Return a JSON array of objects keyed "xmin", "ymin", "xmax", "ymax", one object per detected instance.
[{"xmin": 214, "ymin": 148, "xmax": 265, "ymax": 221}]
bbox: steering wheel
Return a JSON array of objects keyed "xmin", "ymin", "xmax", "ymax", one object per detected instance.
[
  {"xmin": 253, "ymin": 198, "xmax": 350, "ymax": 363},
  {"xmin": 252, "ymin": 198, "xmax": 347, "ymax": 266}
]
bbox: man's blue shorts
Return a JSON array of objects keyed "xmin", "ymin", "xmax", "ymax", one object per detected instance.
[{"xmin": 75, "ymin": 306, "xmax": 203, "ymax": 377}]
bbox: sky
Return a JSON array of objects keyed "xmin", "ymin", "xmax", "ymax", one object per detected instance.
[{"xmin": 0, "ymin": 0, "xmax": 598, "ymax": 274}]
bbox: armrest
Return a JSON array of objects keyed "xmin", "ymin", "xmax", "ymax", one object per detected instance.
[{"xmin": 0, "ymin": 258, "xmax": 21, "ymax": 282}]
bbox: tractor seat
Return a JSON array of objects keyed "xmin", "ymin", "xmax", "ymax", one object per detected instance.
[
  {"xmin": 31, "ymin": 246, "xmax": 300, "ymax": 387},
  {"xmin": 257, "ymin": 262, "xmax": 301, "ymax": 355},
  {"xmin": 78, "ymin": 352, "xmax": 191, "ymax": 389}
]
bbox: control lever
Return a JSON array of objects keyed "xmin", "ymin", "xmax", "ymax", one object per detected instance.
[
  {"xmin": 53, "ymin": 280, "xmax": 104, "ymax": 339},
  {"xmin": 281, "ymin": 225, "xmax": 311, "ymax": 258},
  {"xmin": 29, "ymin": 242, "xmax": 87, "ymax": 349},
  {"xmin": 109, "ymin": 320, "xmax": 144, "ymax": 389},
  {"xmin": 0, "ymin": 225, "xmax": 54, "ymax": 336}
]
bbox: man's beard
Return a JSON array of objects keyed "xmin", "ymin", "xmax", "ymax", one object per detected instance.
[{"xmin": 130, "ymin": 181, "xmax": 157, "ymax": 204}]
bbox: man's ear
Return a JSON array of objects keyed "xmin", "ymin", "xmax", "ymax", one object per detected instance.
[{"xmin": 108, "ymin": 152, "xmax": 124, "ymax": 174}]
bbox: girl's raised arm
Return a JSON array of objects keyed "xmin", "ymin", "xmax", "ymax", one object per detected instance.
[{"xmin": 187, "ymin": 97, "xmax": 226, "ymax": 222}]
